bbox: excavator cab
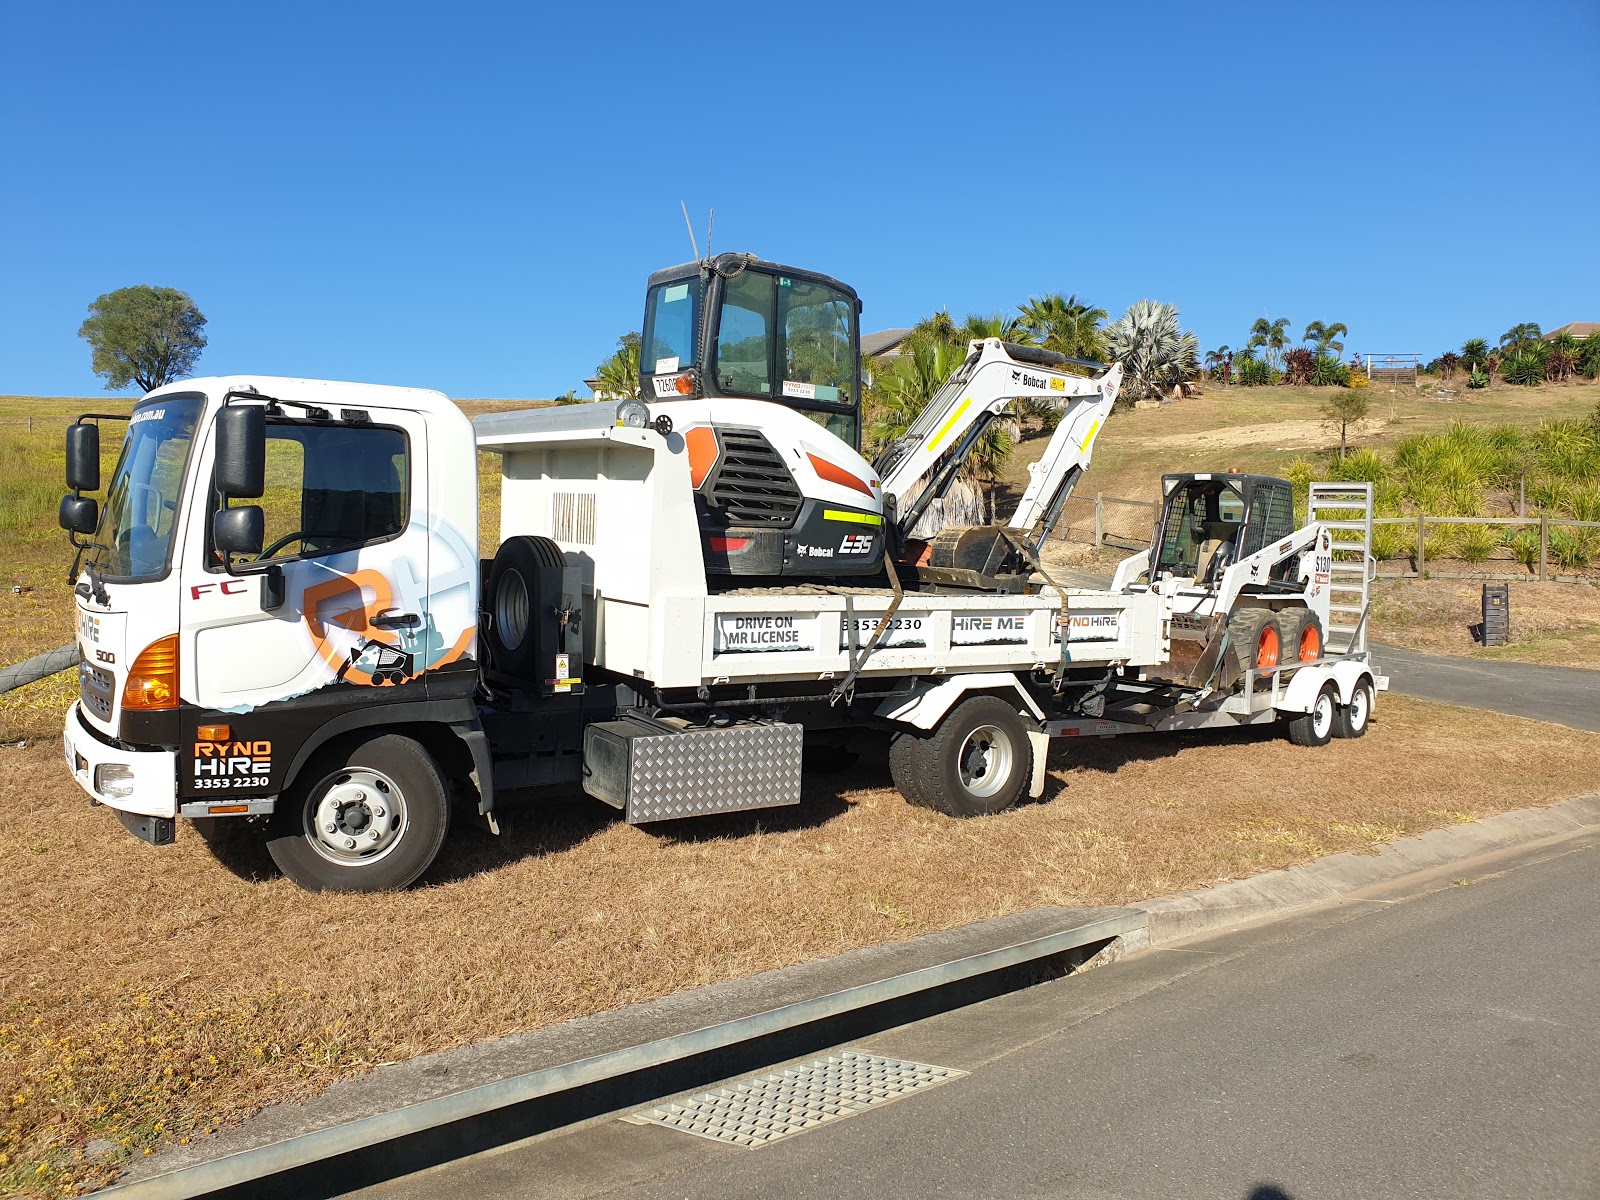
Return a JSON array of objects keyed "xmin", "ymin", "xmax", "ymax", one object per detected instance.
[
  {"xmin": 637, "ymin": 254, "xmax": 885, "ymax": 581},
  {"xmin": 1150, "ymin": 473, "xmax": 1297, "ymax": 586},
  {"xmin": 640, "ymin": 254, "xmax": 863, "ymax": 448}
]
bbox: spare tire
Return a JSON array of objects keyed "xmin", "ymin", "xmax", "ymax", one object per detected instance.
[{"xmin": 485, "ymin": 535, "xmax": 565, "ymax": 680}]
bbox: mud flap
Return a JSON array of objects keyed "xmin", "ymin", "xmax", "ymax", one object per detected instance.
[{"xmin": 1027, "ymin": 729, "xmax": 1050, "ymax": 798}]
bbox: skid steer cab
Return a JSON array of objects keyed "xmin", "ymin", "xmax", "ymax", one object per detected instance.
[{"xmin": 636, "ymin": 253, "xmax": 887, "ymax": 580}]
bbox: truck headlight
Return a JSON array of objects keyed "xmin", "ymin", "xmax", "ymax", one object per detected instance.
[
  {"xmin": 614, "ymin": 399, "xmax": 651, "ymax": 429},
  {"xmin": 94, "ymin": 764, "xmax": 136, "ymax": 799}
]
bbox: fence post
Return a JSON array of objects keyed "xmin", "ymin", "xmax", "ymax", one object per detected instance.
[
  {"xmin": 1416, "ymin": 514, "xmax": 1426, "ymax": 576},
  {"xmin": 1094, "ymin": 493, "xmax": 1104, "ymax": 549},
  {"xmin": 1539, "ymin": 514, "xmax": 1548, "ymax": 582}
]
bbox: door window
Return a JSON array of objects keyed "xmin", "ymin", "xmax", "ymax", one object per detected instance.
[{"xmin": 241, "ymin": 422, "xmax": 410, "ymax": 563}]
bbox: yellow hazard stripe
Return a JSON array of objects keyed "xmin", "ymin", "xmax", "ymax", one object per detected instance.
[
  {"xmin": 926, "ymin": 397, "xmax": 971, "ymax": 455},
  {"xmin": 1079, "ymin": 418, "xmax": 1101, "ymax": 452},
  {"xmin": 823, "ymin": 509, "xmax": 883, "ymax": 526}
]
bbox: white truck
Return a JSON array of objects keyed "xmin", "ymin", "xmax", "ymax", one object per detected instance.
[{"xmin": 56, "ymin": 254, "xmax": 1382, "ymax": 892}]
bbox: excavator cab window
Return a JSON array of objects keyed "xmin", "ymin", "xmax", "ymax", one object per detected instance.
[{"xmin": 641, "ymin": 277, "xmax": 702, "ymax": 377}]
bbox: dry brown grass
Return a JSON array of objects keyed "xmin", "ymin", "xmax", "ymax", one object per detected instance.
[
  {"xmin": 1371, "ymin": 578, "xmax": 1600, "ymax": 669},
  {"xmin": 4, "ymin": 694, "xmax": 1599, "ymax": 1194}
]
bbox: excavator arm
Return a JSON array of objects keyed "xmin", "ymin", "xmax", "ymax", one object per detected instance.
[{"xmin": 875, "ymin": 339, "xmax": 1121, "ymax": 542}]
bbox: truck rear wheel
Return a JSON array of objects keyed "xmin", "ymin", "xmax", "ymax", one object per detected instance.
[
  {"xmin": 888, "ymin": 729, "xmax": 930, "ymax": 808},
  {"xmin": 1334, "ymin": 678, "xmax": 1374, "ymax": 739},
  {"xmin": 901, "ymin": 696, "xmax": 1032, "ymax": 818},
  {"xmin": 266, "ymin": 733, "xmax": 450, "ymax": 892},
  {"xmin": 1286, "ymin": 683, "xmax": 1338, "ymax": 748}
]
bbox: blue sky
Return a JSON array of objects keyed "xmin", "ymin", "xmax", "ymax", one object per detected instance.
[{"xmin": 2, "ymin": 0, "xmax": 1595, "ymax": 399}]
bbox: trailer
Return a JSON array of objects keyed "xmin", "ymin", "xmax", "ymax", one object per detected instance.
[{"xmin": 53, "ymin": 255, "xmax": 1384, "ymax": 892}]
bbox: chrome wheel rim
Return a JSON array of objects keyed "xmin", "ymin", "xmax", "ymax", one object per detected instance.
[
  {"xmin": 496, "ymin": 568, "xmax": 529, "ymax": 651},
  {"xmin": 958, "ymin": 724, "xmax": 1015, "ymax": 799},
  {"xmin": 306, "ymin": 768, "xmax": 408, "ymax": 866}
]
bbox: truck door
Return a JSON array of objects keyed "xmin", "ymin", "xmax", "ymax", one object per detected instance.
[{"xmin": 178, "ymin": 406, "xmax": 446, "ymax": 764}]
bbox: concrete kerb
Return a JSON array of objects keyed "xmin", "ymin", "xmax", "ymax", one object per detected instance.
[
  {"xmin": 104, "ymin": 792, "xmax": 1600, "ymax": 1198},
  {"xmin": 1132, "ymin": 792, "xmax": 1600, "ymax": 946}
]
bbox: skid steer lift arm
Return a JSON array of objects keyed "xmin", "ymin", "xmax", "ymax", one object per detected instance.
[{"xmin": 874, "ymin": 338, "xmax": 1122, "ymax": 541}]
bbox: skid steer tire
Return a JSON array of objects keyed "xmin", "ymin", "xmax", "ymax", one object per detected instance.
[
  {"xmin": 266, "ymin": 733, "xmax": 450, "ymax": 892},
  {"xmin": 1334, "ymin": 678, "xmax": 1374, "ymax": 739},
  {"xmin": 1278, "ymin": 607, "xmax": 1324, "ymax": 665},
  {"xmin": 1286, "ymin": 682, "xmax": 1338, "ymax": 748},
  {"xmin": 888, "ymin": 729, "xmax": 931, "ymax": 809},
  {"xmin": 904, "ymin": 696, "xmax": 1032, "ymax": 818},
  {"xmin": 1221, "ymin": 608, "xmax": 1284, "ymax": 690}
]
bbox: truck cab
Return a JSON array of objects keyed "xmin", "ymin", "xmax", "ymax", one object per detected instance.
[{"xmin": 60, "ymin": 377, "xmax": 481, "ymax": 878}]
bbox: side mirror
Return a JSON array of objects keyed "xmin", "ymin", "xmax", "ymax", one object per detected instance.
[
  {"xmin": 66, "ymin": 422, "xmax": 100, "ymax": 491},
  {"xmin": 59, "ymin": 494, "xmax": 98, "ymax": 535},
  {"xmin": 213, "ymin": 505, "xmax": 264, "ymax": 557},
  {"xmin": 214, "ymin": 405, "xmax": 265, "ymax": 498}
]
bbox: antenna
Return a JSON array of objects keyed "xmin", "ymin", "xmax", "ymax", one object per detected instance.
[
  {"xmin": 705, "ymin": 208, "xmax": 714, "ymax": 262},
  {"xmin": 680, "ymin": 200, "xmax": 700, "ymax": 262}
]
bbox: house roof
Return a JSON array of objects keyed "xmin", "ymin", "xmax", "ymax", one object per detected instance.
[
  {"xmin": 862, "ymin": 327, "xmax": 914, "ymax": 358},
  {"xmin": 1545, "ymin": 322, "xmax": 1600, "ymax": 340}
]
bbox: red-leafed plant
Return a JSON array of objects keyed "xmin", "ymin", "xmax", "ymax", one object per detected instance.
[{"xmin": 1282, "ymin": 347, "xmax": 1316, "ymax": 385}]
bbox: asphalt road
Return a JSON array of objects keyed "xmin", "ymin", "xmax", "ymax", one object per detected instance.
[
  {"xmin": 1373, "ymin": 641, "xmax": 1600, "ymax": 734},
  {"xmin": 353, "ymin": 833, "xmax": 1600, "ymax": 1200}
]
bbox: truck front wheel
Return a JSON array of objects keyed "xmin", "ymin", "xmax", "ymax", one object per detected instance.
[
  {"xmin": 266, "ymin": 733, "xmax": 450, "ymax": 892},
  {"xmin": 899, "ymin": 695, "xmax": 1033, "ymax": 818}
]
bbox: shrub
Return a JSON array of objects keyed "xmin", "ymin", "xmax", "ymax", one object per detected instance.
[
  {"xmin": 1548, "ymin": 526, "xmax": 1593, "ymax": 570},
  {"xmin": 1578, "ymin": 336, "xmax": 1600, "ymax": 379},
  {"xmin": 1282, "ymin": 347, "xmax": 1315, "ymax": 385},
  {"xmin": 1501, "ymin": 347, "xmax": 1548, "ymax": 386},
  {"xmin": 1467, "ymin": 368, "xmax": 1490, "ymax": 389},
  {"xmin": 1334, "ymin": 448, "xmax": 1385, "ymax": 483},
  {"xmin": 1457, "ymin": 524, "xmax": 1499, "ymax": 563},
  {"xmin": 1371, "ymin": 522, "xmax": 1413, "ymax": 561},
  {"xmin": 1508, "ymin": 530, "xmax": 1540, "ymax": 571},
  {"xmin": 1311, "ymin": 354, "xmax": 1350, "ymax": 386},
  {"xmin": 1236, "ymin": 355, "xmax": 1280, "ymax": 387}
]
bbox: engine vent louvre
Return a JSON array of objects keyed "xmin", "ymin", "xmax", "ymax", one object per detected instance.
[
  {"xmin": 707, "ymin": 429, "xmax": 803, "ymax": 527},
  {"xmin": 552, "ymin": 491, "xmax": 596, "ymax": 545}
]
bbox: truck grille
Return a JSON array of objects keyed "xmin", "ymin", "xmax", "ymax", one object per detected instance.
[
  {"xmin": 80, "ymin": 659, "xmax": 114, "ymax": 720},
  {"xmin": 707, "ymin": 428, "xmax": 803, "ymax": 527}
]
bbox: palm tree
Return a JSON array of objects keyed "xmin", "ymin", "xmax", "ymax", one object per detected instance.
[
  {"xmin": 1302, "ymin": 320, "xmax": 1349, "ymax": 358},
  {"xmin": 868, "ymin": 340, "xmax": 1014, "ymax": 481},
  {"xmin": 957, "ymin": 312, "xmax": 1033, "ymax": 346},
  {"xmin": 594, "ymin": 332, "xmax": 641, "ymax": 399},
  {"xmin": 1247, "ymin": 316, "xmax": 1291, "ymax": 368},
  {"xmin": 903, "ymin": 309, "xmax": 959, "ymax": 354},
  {"xmin": 1204, "ymin": 345, "xmax": 1233, "ymax": 383},
  {"xmin": 1499, "ymin": 323, "xmax": 1543, "ymax": 355},
  {"xmin": 1460, "ymin": 338, "xmax": 1491, "ymax": 373},
  {"xmin": 1018, "ymin": 293, "xmax": 1108, "ymax": 362},
  {"xmin": 1106, "ymin": 300, "xmax": 1200, "ymax": 402}
]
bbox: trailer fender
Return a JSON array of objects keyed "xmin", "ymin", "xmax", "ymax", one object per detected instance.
[
  {"xmin": 1277, "ymin": 661, "xmax": 1375, "ymax": 713},
  {"xmin": 876, "ymin": 673, "xmax": 1044, "ymax": 732}
]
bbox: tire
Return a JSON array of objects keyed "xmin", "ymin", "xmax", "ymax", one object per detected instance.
[
  {"xmin": 1334, "ymin": 677, "xmax": 1375, "ymax": 739},
  {"xmin": 1277, "ymin": 607, "xmax": 1324, "ymax": 665},
  {"xmin": 1222, "ymin": 608, "xmax": 1283, "ymax": 689},
  {"xmin": 903, "ymin": 696, "xmax": 1033, "ymax": 818},
  {"xmin": 485, "ymin": 535, "xmax": 564, "ymax": 679},
  {"xmin": 1286, "ymin": 682, "xmax": 1338, "ymax": 748},
  {"xmin": 888, "ymin": 729, "xmax": 931, "ymax": 809},
  {"xmin": 266, "ymin": 733, "xmax": 450, "ymax": 892}
]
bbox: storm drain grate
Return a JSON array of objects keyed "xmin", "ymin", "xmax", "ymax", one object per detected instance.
[{"xmin": 623, "ymin": 1051, "xmax": 966, "ymax": 1147}]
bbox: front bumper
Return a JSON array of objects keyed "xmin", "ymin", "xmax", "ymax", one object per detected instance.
[{"xmin": 62, "ymin": 701, "xmax": 178, "ymax": 821}]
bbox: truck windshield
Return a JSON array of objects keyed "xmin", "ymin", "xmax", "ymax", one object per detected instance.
[{"xmin": 87, "ymin": 396, "xmax": 203, "ymax": 581}]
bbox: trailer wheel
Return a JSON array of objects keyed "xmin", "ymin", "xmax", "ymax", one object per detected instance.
[
  {"xmin": 266, "ymin": 733, "xmax": 450, "ymax": 892},
  {"xmin": 1279, "ymin": 607, "xmax": 1324, "ymax": 663},
  {"xmin": 906, "ymin": 696, "xmax": 1032, "ymax": 818},
  {"xmin": 1222, "ymin": 609, "xmax": 1283, "ymax": 688},
  {"xmin": 1334, "ymin": 678, "xmax": 1374, "ymax": 739},
  {"xmin": 1286, "ymin": 682, "xmax": 1338, "ymax": 748}
]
